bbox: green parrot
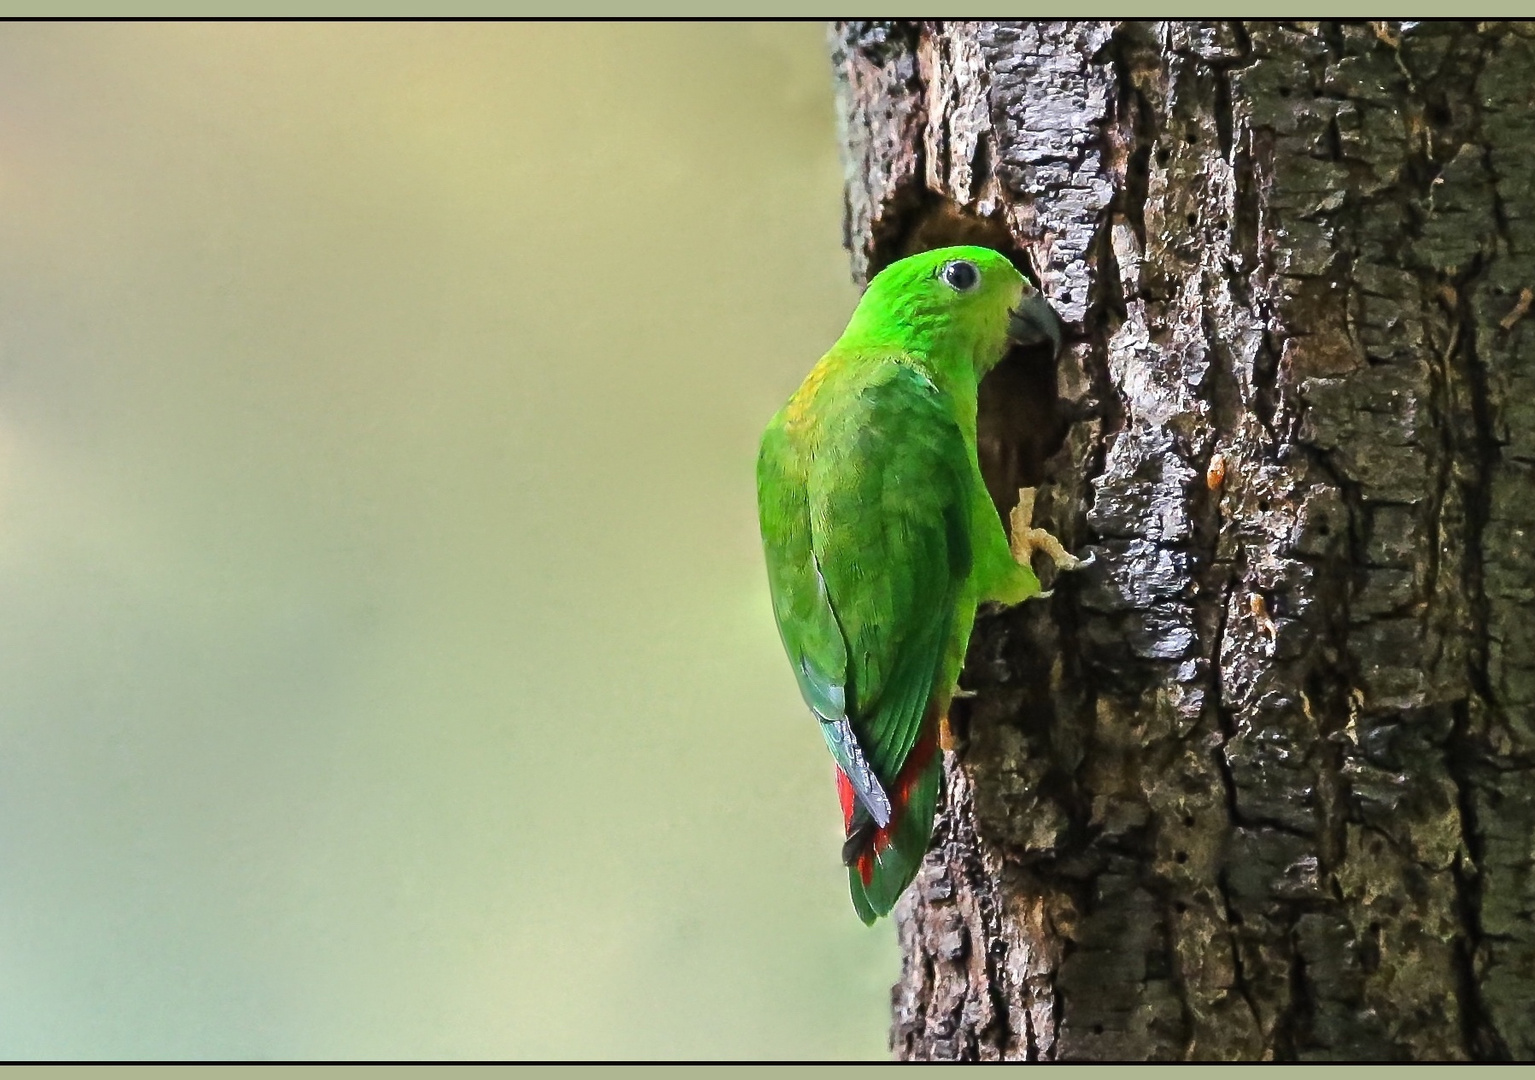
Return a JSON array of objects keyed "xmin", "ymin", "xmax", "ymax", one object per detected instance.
[{"xmin": 757, "ymin": 245, "xmax": 1086, "ymax": 923}]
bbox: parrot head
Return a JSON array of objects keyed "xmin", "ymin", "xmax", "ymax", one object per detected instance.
[{"xmin": 844, "ymin": 245, "xmax": 1061, "ymax": 376}]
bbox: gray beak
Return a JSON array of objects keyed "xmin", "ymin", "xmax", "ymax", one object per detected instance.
[{"xmin": 1007, "ymin": 289, "xmax": 1062, "ymax": 356}]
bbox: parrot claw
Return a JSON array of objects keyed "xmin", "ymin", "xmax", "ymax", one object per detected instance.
[
  {"xmin": 1009, "ymin": 487, "xmax": 1093, "ymax": 574},
  {"xmin": 951, "ymin": 687, "xmax": 978, "ymax": 700}
]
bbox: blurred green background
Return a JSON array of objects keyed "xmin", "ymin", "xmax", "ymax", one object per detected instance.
[{"xmin": 0, "ymin": 22, "xmax": 896, "ymax": 1059}]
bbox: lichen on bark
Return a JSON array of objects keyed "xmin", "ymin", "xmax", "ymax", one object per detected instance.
[{"xmin": 831, "ymin": 19, "xmax": 1535, "ymax": 1061}]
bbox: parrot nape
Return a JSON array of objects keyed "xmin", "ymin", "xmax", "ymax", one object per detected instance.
[{"xmin": 757, "ymin": 245, "xmax": 1088, "ymax": 924}]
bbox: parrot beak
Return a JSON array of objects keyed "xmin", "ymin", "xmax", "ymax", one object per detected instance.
[{"xmin": 1007, "ymin": 289, "xmax": 1063, "ymax": 357}]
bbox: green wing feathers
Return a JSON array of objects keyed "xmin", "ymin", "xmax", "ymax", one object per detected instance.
[
  {"xmin": 759, "ymin": 407, "xmax": 892, "ymax": 825},
  {"xmin": 757, "ymin": 419, "xmax": 846, "ymax": 724},
  {"xmin": 758, "ymin": 355, "xmax": 971, "ymax": 921},
  {"xmin": 806, "ymin": 364, "xmax": 971, "ymax": 783}
]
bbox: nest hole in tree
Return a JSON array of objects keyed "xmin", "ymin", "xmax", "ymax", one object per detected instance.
[{"xmin": 873, "ymin": 198, "xmax": 1071, "ymax": 525}]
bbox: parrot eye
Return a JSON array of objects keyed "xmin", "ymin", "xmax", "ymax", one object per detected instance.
[{"xmin": 939, "ymin": 259, "xmax": 980, "ymax": 292}]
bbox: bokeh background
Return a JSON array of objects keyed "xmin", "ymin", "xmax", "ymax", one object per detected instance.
[{"xmin": 0, "ymin": 22, "xmax": 897, "ymax": 1058}]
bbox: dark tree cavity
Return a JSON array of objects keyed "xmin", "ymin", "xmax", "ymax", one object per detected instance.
[{"xmin": 830, "ymin": 20, "xmax": 1535, "ymax": 1061}]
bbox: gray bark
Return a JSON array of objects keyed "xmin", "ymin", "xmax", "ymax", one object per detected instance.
[{"xmin": 831, "ymin": 19, "xmax": 1535, "ymax": 1061}]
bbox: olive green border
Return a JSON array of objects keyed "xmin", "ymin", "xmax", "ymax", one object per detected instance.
[
  {"xmin": 0, "ymin": 5, "xmax": 1518, "ymax": 20},
  {"xmin": 0, "ymin": 1056, "xmax": 1509, "ymax": 1069}
]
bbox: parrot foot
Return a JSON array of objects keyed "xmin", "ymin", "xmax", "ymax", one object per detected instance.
[
  {"xmin": 951, "ymin": 687, "xmax": 977, "ymax": 700},
  {"xmin": 1010, "ymin": 487, "xmax": 1093, "ymax": 573}
]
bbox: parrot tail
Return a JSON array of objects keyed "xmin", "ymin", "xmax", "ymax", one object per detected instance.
[{"xmin": 835, "ymin": 726, "xmax": 943, "ymax": 925}]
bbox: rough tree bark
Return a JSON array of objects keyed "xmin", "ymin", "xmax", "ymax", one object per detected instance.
[{"xmin": 830, "ymin": 20, "xmax": 1535, "ymax": 1061}]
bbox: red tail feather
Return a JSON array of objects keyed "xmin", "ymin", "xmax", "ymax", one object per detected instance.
[
  {"xmin": 839, "ymin": 719, "xmax": 941, "ymax": 886},
  {"xmin": 835, "ymin": 766, "xmax": 857, "ymax": 830},
  {"xmin": 870, "ymin": 725, "xmax": 938, "ymax": 854}
]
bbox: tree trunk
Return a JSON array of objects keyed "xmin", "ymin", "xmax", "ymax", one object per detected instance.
[{"xmin": 830, "ymin": 19, "xmax": 1535, "ymax": 1061}]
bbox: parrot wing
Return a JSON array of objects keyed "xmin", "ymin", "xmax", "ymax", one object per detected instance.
[
  {"xmin": 759, "ymin": 398, "xmax": 893, "ymax": 826},
  {"xmin": 807, "ymin": 360, "xmax": 972, "ymax": 787},
  {"xmin": 757, "ymin": 356, "xmax": 971, "ymax": 824}
]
